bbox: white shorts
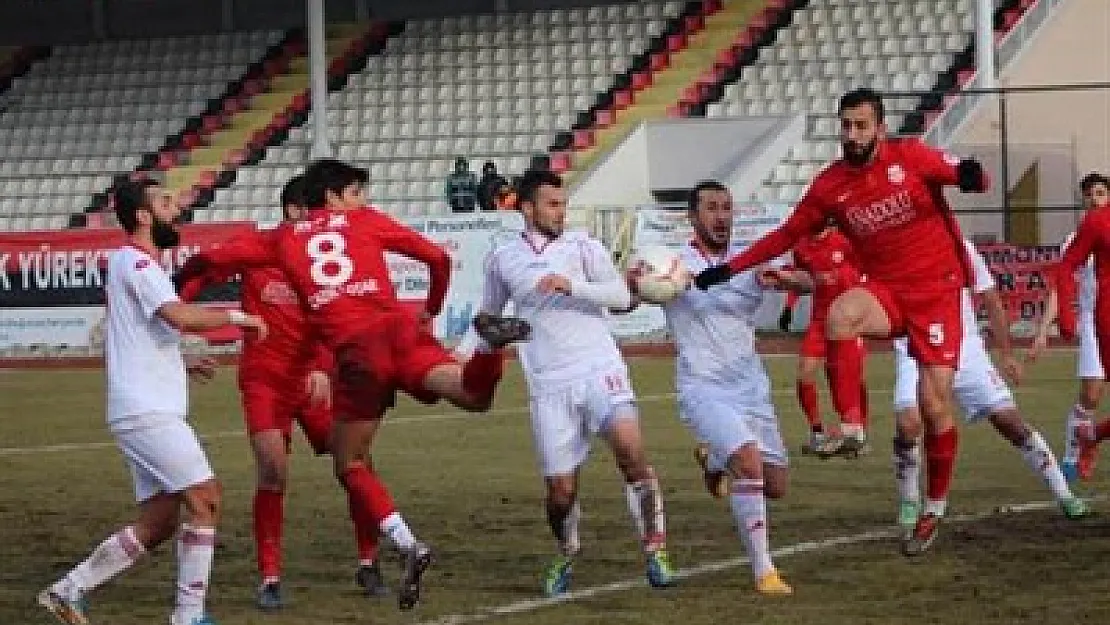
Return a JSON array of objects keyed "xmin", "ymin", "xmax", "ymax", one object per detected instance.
[
  {"xmin": 1077, "ymin": 313, "xmax": 1104, "ymax": 379},
  {"xmin": 677, "ymin": 366, "xmax": 788, "ymax": 472},
  {"xmin": 528, "ymin": 364, "xmax": 638, "ymax": 477},
  {"xmin": 111, "ymin": 414, "xmax": 215, "ymax": 503},
  {"xmin": 893, "ymin": 339, "xmax": 1015, "ymax": 422}
]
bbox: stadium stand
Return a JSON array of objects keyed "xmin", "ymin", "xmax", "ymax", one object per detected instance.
[
  {"xmin": 0, "ymin": 32, "xmax": 284, "ymax": 231},
  {"xmin": 204, "ymin": 1, "xmax": 686, "ymax": 221}
]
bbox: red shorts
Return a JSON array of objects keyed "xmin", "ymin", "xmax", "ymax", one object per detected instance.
[
  {"xmin": 864, "ymin": 280, "xmax": 962, "ymax": 367},
  {"xmin": 240, "ymin": 374, "xmax": 333, "ymax": 454},
  {"xmin": 332, "ymin": 312, "xmax": 457, "ymax": 422}
]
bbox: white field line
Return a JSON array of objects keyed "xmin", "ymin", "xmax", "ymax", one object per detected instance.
[
  {"xmin": 0, "ymin": 380, "xmax": 1063, "ymax": 457},
  {"xmin": 419, "ymin": 496, "xmax": 1102, "ymax": 625}
]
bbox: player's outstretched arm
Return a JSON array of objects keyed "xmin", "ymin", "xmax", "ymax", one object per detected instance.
[
  {"xmin": 906, "ymin": 138, "xmax": 989, "ymax": 192},
  {"xmin": 174, "ymin": 231, "xmax": 274, "ymax": 297},
  {"xmin": 695, "ymin": 196, "xmax": 825, "ymax": 290},
  {"xmin": 376, "ymin": 215, "xmax": 452, "ymax": 316},
  {"xmin": 157, "ymin": 302, "xmax": 268, "ymax": 339}
]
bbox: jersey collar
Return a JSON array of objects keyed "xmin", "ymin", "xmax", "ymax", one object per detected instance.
[
  {"xmin": 522, "ymin": 229, "xmax": 554, "ymax": 255},
  {"xmin": 690, "ymin": 237, "xmax": 727, "ymax": 265}
]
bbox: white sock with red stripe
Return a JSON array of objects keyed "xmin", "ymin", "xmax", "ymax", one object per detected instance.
[
  {"xmin": 60, "ymin": 525, "xmax": 145, "ymax": 595},
  {"xmin": 729, "ymin": 478, "xmax": 774, "ymax": 579},
  {"xmin": 174, "ymin": 524, "xmax": 215, "ymax": 624},
  {"xmin": 1019, "ymin": 430, "xmax": 1073, "ymax": 501}
]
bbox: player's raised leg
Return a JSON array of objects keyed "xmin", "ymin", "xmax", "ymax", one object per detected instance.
[
  {"xmin": 604, "ymin": 410, "xmax": 675, "ymax": 590},
  {"xmin": 822, "ymin": 287, "xmax": 892, "ymax": 455}
]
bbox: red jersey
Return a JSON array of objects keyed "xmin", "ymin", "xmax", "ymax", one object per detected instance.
[
  {"xmin": 182, "ymin": 207, "xmax": 451, "ymax": 348},
  {"xmin": 791, "ymin": 229, "xmax": 862, "ymax": 315},
  {"xmin": 177, "ymin": 229, "xmax": 330, "ymax": 379},
  {"xmin": 1056, "ymin": 206, "xmax": 1110, "ymax": 337},
  {"xmin": 727, "ymin": 138, "xmax": 984, "ymax": 290}
]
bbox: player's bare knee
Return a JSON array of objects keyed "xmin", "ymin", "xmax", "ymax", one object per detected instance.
[
  {"xmin": 988, "ymin": 411, "xmax": 1028, "ymax": 446},
  {"xmin": 183, "ymin": 479, "xmax": 222, "ymax": 526},
  {"xmin": 1080, "ymin": 381, "xmax": 1103, "ymax": 411},
  {"xmin": 726, "ymin": 445, "xmax": 763, "ymax": 481},
  {"xmin": 546, "ymin": 477, "xmax": 576, "ymax": 507},
  {"xmin": 764, "ymin": 468, "xmax": 789, "ymax": 499},
  {"xmin": 895, "ymin": 410, "xmax": 923, "ymax": 440},
  {"xmin": 334, "ymin": 458, "xmax": 364, "ymax": 482},
  {"xmin": 256, "ymin": 454, "xmax": 288, "ymax": 492}
]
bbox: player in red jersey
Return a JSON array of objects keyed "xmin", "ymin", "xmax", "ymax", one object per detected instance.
[
  {"xmin": 1031, "ymin": 173, "xmax": 1110, "ymax": 481},
  {"xmin": 176, "ymin": 176, "xmax": 386, "ymax": 610},
  {"xmin": 176, "ymin": 159, "xmax": 530, "ymax": 610},
  {"xmin": 766, "ymin": 222, "xmax": 869, "ymax": 457},
  {"xmin": 1050, "ymin": 172, "xmax": 1110, "ymax": 482},
  {"xmin": 695, "ymin": 88, "xmax": 989, "ymax": 556}
]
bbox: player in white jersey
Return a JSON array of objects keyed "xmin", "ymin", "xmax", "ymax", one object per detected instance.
[
  {"xmin": 464, "ymin": 169, "xmax": 674, "ymax": 596},
  {"xmin": 630, "ymin": 180, "xmax": 793, "ymax": 595},
  {"xmin": 891, "ymin": 237, "xmax": 1088, "ymax": 549},
  {"xmin": 38, "ymin": 180, "xmax": 266, "ymax": 625},
  {"xmin": 1030, "ymin": 173, "xmax": 1110, "ymax": 481}
]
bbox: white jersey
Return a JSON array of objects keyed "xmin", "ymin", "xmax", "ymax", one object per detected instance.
[
  {"xmin": 664, "ymin": 241, "xmax": 772, "ymax": 389},
  {"xmin": 479, "ymin": 230, "xmax": 630, "ymax": 384},
  {"xmin": 1063, "ymin": 232, "xmax": 1096, "ymax": 319},
  {"xmin": 105, "ymin": 246, "xmax": 187, "ymax": 422},
  {"xmin": 894, "ymin": 238, "xmax": 992, "ymax": 361}
]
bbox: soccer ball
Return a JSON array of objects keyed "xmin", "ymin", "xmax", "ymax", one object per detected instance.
[{"xmin": 628, "ymin": 246, "xmax": 689, "ymax": 305}]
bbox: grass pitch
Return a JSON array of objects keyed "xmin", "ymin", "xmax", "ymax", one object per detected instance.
[{"xmin": 2, "ymin": 351, "xmax": 1109, "ymax": 624}]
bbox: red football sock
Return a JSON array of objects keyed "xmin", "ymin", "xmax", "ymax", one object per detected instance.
[
  {"xmin": 462, "ymin": 350, "xmax": 505, "ymax": 401},
  {"xmin": 796, "ymin": 380, "xmax": 823, "ymax": 433},
  {"xmin": 858, "ymin": 382, "xmax": 870, "ymax": 430},
  {"xmin": 825, "ymin": 338, "xmax": 864, "ymax": 426},
  {"xmin": 924, "ymin": 427, "xmax": 959, "ymax": 503},
  {"xmin": 340, "ymin": 465, "xmax": 397, "ymax": 529},
  {"xmin": 253, "ymin": 488, "xmax": 284, "ymax": 580},
  {"xmin": 355, "ymin": 520, "xmax": 379, "ymax": 564},
  {"xmin": 1096, "ymin": 418, "xmax": 1110, "ymax": 441}
]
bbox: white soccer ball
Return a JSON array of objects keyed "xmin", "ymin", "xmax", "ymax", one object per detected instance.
[{"xmin": 628, "ymin": 246, "xmax": 690, "ymax": 305}]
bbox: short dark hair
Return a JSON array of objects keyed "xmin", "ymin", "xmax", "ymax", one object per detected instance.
[
  {"xmin": 281, "ymin": 174, "xmax": 308, "ymax": 208},
  {"xmin": 1080, "ymin": 172, "xmax": 1109, "ymax": 194},
  {"xmin": 516, "ymin": 169, "xmax": 563, "ymax": 207},
  {"xmin": 838, "ymin": 88, "xmax": 885, "ymax": 122},
  {"xmin": 302, "ymin": 158, "xmax": 368, "ymax": 207},
  {"xmin": 688, "ymin": 180, "xmax": 729, "ymax": 211},
  {"xmin": 114, "ymin": 178, "xmax": 159, "ymax": 234}
]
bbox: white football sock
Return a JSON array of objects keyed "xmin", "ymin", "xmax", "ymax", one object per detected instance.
[
  {"xmin": 379, "ymin": 512, "xmax": 417, "ymax": 550},
  {"xmin": 62, "ymin": 525, "xmax": 145, "ymax": 594},
  {"xmin": 173, "ymin": 524, "xmax": 215, "ymax": 625},
  {"xmin": 1020, "ymin": 429, "xmax": 1074, "ymax": 501},
  {"xmin": 729, "ymin": 478, "xmax": 774, "ymax": 579},
  {"xmin": 892, "ymin": 437, "xmax": 921, "ymax": 503},
  {"xmin": 623, "ymin": 472, "xmax": 666, "ymax": 553}
]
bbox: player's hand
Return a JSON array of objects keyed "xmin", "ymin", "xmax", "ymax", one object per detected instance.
[
  {"xmin": 758, "ymin": 268, "xmax": 787, "ymax": 289},
  {"xmin": 694, "ymin": 264, "xmax": 732, "ymax": 290},
  {"xmin": 304, "ymin": 370, "xmax": 332, "ymax": 410},
  {"xmin": 238, "ymin": 313, "xmax": 268, "ymax": 341},
  {"xmin": 778, "ymin": 308, "xmax": 793, "ymax": 333},
  {"xmin": 536, "ymin": 274, "xmax": 572, "ymax": 296},
  {"xmin": 1025, "ymin": 330, "xmax": 1049, "ymax": 363},
  {"xmin": 999, "ymin": 352, "xmax": 1023, "ymax": 386},
  {"xmin": 185, "ymin": 355, "xmax": 217, "ymax": 382}
]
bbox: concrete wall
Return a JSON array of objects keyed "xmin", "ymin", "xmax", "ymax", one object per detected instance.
[{"xmin": 951, "ymin": 0, "xmax": 1110, "ymax": 242}]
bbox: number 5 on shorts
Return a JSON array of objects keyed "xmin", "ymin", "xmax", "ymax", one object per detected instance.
[{"xmin": 928, "ymin": 322, "xmax": 945, "ymax": 346}]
